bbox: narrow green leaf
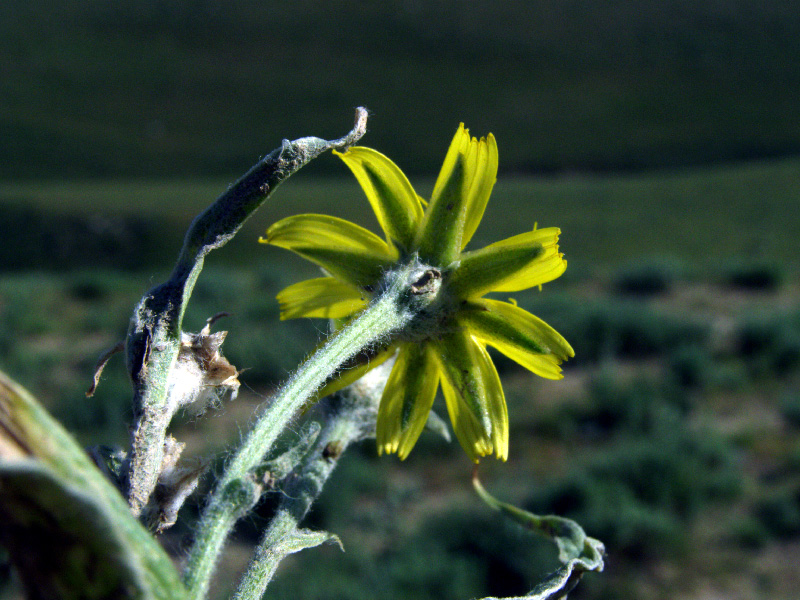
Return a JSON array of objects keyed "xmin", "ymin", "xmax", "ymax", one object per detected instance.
[{"xmin": 277, "ymin": 528, "xmax": 343, "ymax": 555}]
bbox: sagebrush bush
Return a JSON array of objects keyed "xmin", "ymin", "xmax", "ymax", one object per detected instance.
[
  {"xmin": 668, "ymin": 344, "xmax": 713, "ymax": 389},
  {"xmin": 558, "ymin": 374, "xmax": 691, "ymax": 439},
  {"xmin": 525, "ymin": 421, "xmax": 742, "ymax": 557},
  {"xmin": 612, "ymin": 258, "xmax": 681, "ymax": 297},
  {"xmin": 722, "ymin": 260, "xmax": 785, "ymax": 291},
  {"xmin": 524, "ymin": 295, "xmax": 709, "ymax": 364},
  {"xmin": 754, "ymin": 486, "xmax": 800, "ymax": 540},
  {"xmin": 735, "ymin": 311, "xmax": 800, "ymax": 376},
  {"xmin": 779, "ymin": 394, "xmax": 800, "ymax": 428}
]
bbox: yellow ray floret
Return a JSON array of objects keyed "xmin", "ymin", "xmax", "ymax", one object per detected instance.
[{"xmin": 276, "ymin": 277, "xmax": 367, "ymax": 320}]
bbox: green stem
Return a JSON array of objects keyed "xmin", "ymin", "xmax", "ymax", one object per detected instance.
[
  {"xmin": 232, "ymin": 384, "xmax": 379, "ymax": 600},
  {"xmin": 123, "ymin": 109, "xmax": 368, "ymax": 516},
  {"xmin": 183, "ymin": 260, "xmax": 435, "ymax": 600}
]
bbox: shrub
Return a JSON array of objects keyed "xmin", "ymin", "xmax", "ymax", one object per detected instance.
[
  {"xmin": 754, "ymin": 486, "xmax": 800, "ymax": 540},
  {"xmin": 726, "ymin": 516, "xmax": 770, "ymax": 549},
  {"xmin": 706, "ymin": 361, "xmax": 749, "ymax": 391},
  {"xmin": 668, "ymin": 344, "xmax": 713, "ymax": 389},
  {"xmin": 735, "ymin": 311, "xmax": 800, "ymax": 376},
  {"xmin": 612, "ymin": 259, "xmax": 681, "ymax": 297},
  {"xmin": 524, "ymin": 295, "xmax": 709, "ymax": 365},
  {"xmin": 722, "ymin": 260, "xmax": 785, "ymax": 292},
  {"xmin": 779, "ymin": 394, "xmax": 800, "ymax": 428},
  {"xmin": 526, "ymin": 424, "xmax": 742, "ymax": 557},
  {"xmin": 562, "ymin": 373, "xmax": 691, "ymax": 439}
]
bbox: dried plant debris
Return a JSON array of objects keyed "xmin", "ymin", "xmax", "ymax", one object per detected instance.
[
  {"xmin": 168, "ymin": 313, "xmax": 241, "ymax": 416},
  {"xmin": 86, "ymin": 341, "xmax": 125, "ymax": 397},
  {"xmin": 143, "ymin": 436, "xmax": 207, "ymax": 533}
]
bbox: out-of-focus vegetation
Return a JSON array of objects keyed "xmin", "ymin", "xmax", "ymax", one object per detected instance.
[
  {"xmin": 2, "ymin": 153, "xmax": 800, "ymax": 272},
  {"xmin": 3, "ymin": 0, "xmax": 800, "ymax": 177}
]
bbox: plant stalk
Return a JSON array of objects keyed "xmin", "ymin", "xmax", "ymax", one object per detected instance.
[
  {"xmin": 183, "ymin": 259, "xmax": 437, "ymax": 600},
  {"xmin": 123, "ymin": 108, "xmax": 368, "ymax": 516},
  {"xmin": 231, "ymin": 365, "xmax": 390, "ymax": 600}
]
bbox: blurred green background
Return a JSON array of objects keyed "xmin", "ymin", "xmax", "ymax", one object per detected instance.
[{"xmin": 2, "ymin": 1, "xmax": 799, "ymax": 599}]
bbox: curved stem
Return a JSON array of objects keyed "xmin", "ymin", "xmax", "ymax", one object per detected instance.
[
  {"xmin": 183, "ymin": 260, "xmax": 434, "ymax": 600},
  {"xmin": 123, "ymin": 108, "xmax": 368, "ymax": 516}
]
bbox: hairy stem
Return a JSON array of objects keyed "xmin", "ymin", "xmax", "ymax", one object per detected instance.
[
  {"xmin": 183, "ymin": 259, "xmax": 438, "ymax": 600},
  {"xmin": 123, "ymin": 109, "xmax": 368, "ymax": 516},
  {"xmin": 231, "ymin": 376, "xmax": 386, "ymax": 600}
]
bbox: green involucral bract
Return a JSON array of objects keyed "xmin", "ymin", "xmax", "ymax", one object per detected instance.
[{"xmin": 259, "ymin": 124, "xmax": 574, "ymax": 462}]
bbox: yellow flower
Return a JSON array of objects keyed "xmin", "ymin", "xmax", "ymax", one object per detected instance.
[{"xmin": 260, "ymin": 124, "xmax": 573, "ymax": 462}]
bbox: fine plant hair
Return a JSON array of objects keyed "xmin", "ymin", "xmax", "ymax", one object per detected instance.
[{"xmin": 0, "ymin": 109, "xmax": 603, "ymax": 600}]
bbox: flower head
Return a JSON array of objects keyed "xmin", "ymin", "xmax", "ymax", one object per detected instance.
[{"xmin": 260, "ymin": 124, "xmax": 573, "ymax": 462}]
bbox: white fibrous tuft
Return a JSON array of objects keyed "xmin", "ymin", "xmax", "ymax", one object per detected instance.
[{"xmin": 166, "ymin": 322, "xmax": 240, "ymax": 416}]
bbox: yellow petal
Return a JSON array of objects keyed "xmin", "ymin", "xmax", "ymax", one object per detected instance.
[
  {"xmin": 458, "ymin": 299, "xmax": 574, "ymax": 380},
  {"xmin": 430, "ymin": 124, "xmax": 471, "ymax": 214},
  {"xmin": 439, "ymin": 374, "xmax": 487, "ymax": 462},
  {"xmin": 461, "ymin": 132, "xmax": 498, "ymax": 249},
  {"xmin": 313, "ymin": 344, "xmax": 397, "ymax": 401},
  {"xmin": 471, "ymin": 338, "xmax": 509, "ymax": 461},
  {"xmin": 448, "ymin": 227, "xmax": 566, "ymax": 298},
  {"xmin": 276, "ymin": 277, "xmax": 367, "ymax": 320},
  {"xmin": 334, "ymin": 147, "xmax": 424, "ymax": 251},
  {"xmin": 376, "ymin": 344, "xmax": 439, "ymax": 459},
  {"xmin": 416, "ymin": 124, "xmax": 480, "ymax": 265},
  {"xmin": 433, "ymin": 331, "xmax": 509, "ymax": 462},
  {"xmin": 260, "ymin": 214, "xmax": 397, "ymax": 289}
]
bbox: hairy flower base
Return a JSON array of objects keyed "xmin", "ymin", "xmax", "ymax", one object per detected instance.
[{"xmin": 261, "ymin": 124, "xmax": 573, "ymax": 461}]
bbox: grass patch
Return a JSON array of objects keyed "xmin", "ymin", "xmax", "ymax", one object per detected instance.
[{"xmin": 3, "ymin": 155, "xmax": 800, "ymax": 272}]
